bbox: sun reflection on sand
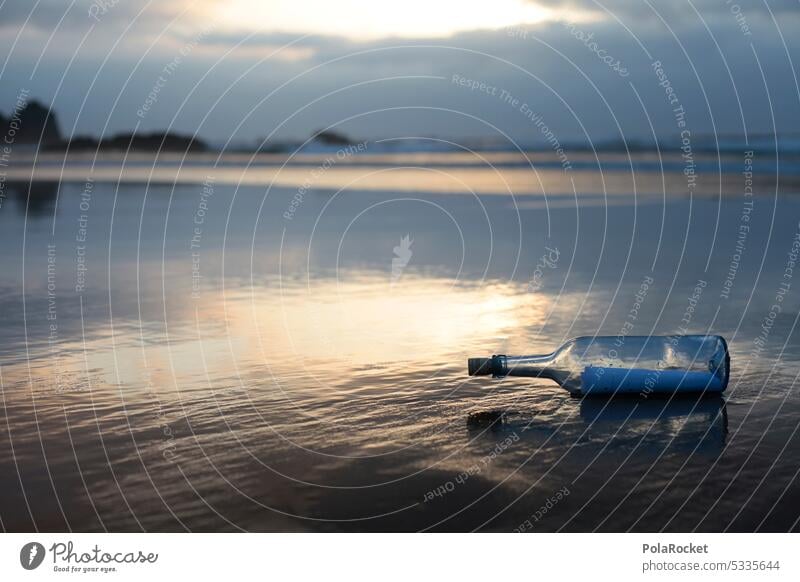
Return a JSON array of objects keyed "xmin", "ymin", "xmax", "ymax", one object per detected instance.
[
  {"xmin": 242, "ymin": 273, "xmax": 553, "ymax": 377},
  {"xmin": 2, "ymin": 271, "xmax": 575, "ymax": 402}
]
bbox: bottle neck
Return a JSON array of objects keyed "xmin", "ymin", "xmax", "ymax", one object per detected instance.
[{"xmin": 494, "ymin": 353, "xmax": 556, "ymax": 379}]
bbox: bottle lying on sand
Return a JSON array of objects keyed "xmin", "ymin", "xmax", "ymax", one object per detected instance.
[{"xmin": 468, "ymin": 335, "xmax": 729, "ymax": 397}]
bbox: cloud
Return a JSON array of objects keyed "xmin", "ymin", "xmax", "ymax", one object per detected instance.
[
  {"xmin": 195, "ymin": 30, "xmax": 353, "ymax": 60},
  {"xmin": 0, "ymin": 0, "xmax": 215, "ymax": 35},
  {"xmin": 0, "ymin": 0, "xmax": 797, "ymax": 146},
  {"xmin": 531, "ymin": 0, "xmax": 800, "ymax": 22}
]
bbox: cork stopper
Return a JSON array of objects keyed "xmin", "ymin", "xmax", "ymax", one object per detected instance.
[{"xmin": 468, "ymin": 357, "xmax": 493, "ymax": 376}]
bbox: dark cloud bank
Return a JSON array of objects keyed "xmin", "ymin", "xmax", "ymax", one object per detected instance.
[{"xmin": 0, "ymin": 0, "xmax": 798, "ymax": 149}]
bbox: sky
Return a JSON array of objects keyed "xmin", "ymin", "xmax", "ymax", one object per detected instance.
[{"xmin": 1, "ymin": 0, "xmax": 799, "ymax": 148}]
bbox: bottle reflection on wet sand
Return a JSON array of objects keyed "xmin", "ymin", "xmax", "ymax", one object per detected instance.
[
  {"xmin": 466, "ymin": 395, "xmax": 728, "ymax": 456},
  {"xmin": 578, "ymin": 396, "xmax": 728, "ymax": 454}
]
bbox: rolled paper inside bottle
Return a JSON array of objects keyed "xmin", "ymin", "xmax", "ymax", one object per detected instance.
[{"xmin": 581, "ymin": 366, "xmax": 724, "ymax": 395}]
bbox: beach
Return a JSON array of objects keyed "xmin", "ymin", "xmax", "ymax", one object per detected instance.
[{"xmin": 1, "ymin": 150, "xmax": 798, "ymax": 531}]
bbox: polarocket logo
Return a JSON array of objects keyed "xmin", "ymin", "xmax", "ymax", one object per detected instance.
[{"xmin": 20, "ymin": 542, "xmax": 46, "ymax": 570}]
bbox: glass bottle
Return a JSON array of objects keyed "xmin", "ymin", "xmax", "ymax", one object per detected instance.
[{"xmin": 468, "ymin": 335, "xmax": 730, "ymax": 397}]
